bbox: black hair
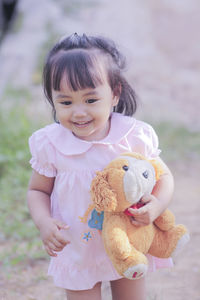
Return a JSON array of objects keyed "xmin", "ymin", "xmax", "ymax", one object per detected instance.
[{"xmin": 43, "ymin": 33, "xmax": 137, "ymax": 121}]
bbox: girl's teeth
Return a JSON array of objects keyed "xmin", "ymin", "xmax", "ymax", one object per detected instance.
[
  {"xmin": 75, "ymin": 121, "xmax": 90, "ymax": 125},
  {"xmin": 73, "ymin": 120, "xmax": 92, "ymax": 127}
]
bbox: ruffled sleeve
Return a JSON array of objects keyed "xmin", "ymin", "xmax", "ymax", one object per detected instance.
[
  {"xmin": 129, "ymin": 120, "xmax": 161, "ymax": 159},
  {"xmin": 29, "ymin": 128, "xmax": 57, "ymax": 177}
]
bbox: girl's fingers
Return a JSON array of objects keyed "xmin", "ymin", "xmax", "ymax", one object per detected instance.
[
  {"xmin": 130, "ymin": 217, "xmax": 146, "ymax": 227},
  {"xmin": 53, "ymin": 219, "xmax": 69, "ymax": 230},
  {"xmin": 128, "ymin": 207, "xmax": 147, "ymax": 215},
  {"xmin": 50, "ymin": 219, "xmax": 70, "ymax": 245},
  {"xmin": 44, "ymin": 236, "xmax": 70, "ymax": 253},
  {"xmin": 51, "ymin": 238, "xmax": 65, "ymax": 250},
  {"xmin": 46, "ymin": 241, "xmax": 58, "ymax": 251},
  {"xmin": 141, "ymin": 195, "xmax": 152, "ymax": 204},
  {"xmin": 128, "ymin": 208, "xmax": 138, "ymax": 215},
  {"xmin": 54, "ymin": 231, "xmax": 70, "ymax": 245},
  {"xmin": 45, "ymin": 245, "xmax": 57, "ymax": 257},
  {"xmin": 52, "ymin": 236, "xmax": 70, "ymax": 248},
  {"xmin": 46, "ymin": 241, "xmax": 63, "ymax": 254}
]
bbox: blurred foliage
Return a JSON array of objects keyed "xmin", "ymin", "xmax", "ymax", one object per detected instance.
[
  {"xmin": 3, "ymin": 84, "xmax": 32, "ymax": 101},
  {"xmin": 12, "ymin": 11, "xmax": 24, "ymax": 34},
  {"xmin": 53, "ymin": 0, "xmax": 99, "ymax": 16},
  {"xmin": 0, "ymin": 102, "xmax": 47, "ymax": 269},
  {"xmin": 32, "ymin": 22, "xmax": 59, "ymax": 85},
  {"xmin": 154, "ymin": 122, "xmax": 200, "ymax": 162},
  {"xmin": 32, "ymin": 0, "xmax": 99, "ymax": 85},
  {"xmin": 0, "ymin": 109, "xmax": 34, "ymax": 238}
]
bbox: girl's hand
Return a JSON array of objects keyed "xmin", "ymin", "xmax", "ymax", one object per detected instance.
[
  {"xmin": 128, "ymin": 194, "xmax": 163, "ymax": 227},
  {"xmin": 39, "ymin": 217, "xmax": 70, "ymax": 257}
]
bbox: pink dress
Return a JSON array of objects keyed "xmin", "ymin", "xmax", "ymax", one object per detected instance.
[{"xmin": 29, "ymin": 112, "xmax": 173, "ymax": 290}]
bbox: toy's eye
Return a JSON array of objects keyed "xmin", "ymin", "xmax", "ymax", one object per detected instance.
[
  {"xmin": 142, "ymin": 170, "xmax": 149, "ymax": 179},
  {"xmin": 123, "ymin": 165, "xmax": 129, "ymax": 171}
]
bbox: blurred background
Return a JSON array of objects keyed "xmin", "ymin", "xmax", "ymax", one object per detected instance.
[{"xmin": 0, "ymin": 0, "xmax": 199, "ymax": 299}]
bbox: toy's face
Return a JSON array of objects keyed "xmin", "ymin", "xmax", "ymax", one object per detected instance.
[
  {"xmin": 105, "ymin": 155, "xmax": 156, "ymax": 211},
  {"xmin": 122, "ymin": 156, "xmax": 156, "ymax": 205}
]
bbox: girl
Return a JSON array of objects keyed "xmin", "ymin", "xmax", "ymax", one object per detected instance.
[{"xmin": 27, "ymin": 33, "xmax": 174, "ymax": 300}]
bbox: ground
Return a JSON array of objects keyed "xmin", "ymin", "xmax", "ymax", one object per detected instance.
[{"xmin": 0, "ymin": 0, "xmax": 199, "ymax": 299}]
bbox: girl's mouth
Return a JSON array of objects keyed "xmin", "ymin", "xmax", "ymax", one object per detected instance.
[{"xmin": 72, "ymin": 120, "xmax": 93, "ymax": 128}]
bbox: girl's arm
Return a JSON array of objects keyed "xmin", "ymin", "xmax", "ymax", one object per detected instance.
[
  {"xmin": 129, "ymin": 157, "xmax": 174, "ymax": 226},
  {"xmin": 151, "ymin": 157, "xmax": 174, "ymax": 209},
  {"xmin": 27, "ymin": 170, "xmax": 70, "ymax": 256}
]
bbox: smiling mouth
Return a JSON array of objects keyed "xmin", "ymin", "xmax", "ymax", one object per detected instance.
[{"xmin": 72, "ymin": 120, "xmax": 93, "ymax": 128}]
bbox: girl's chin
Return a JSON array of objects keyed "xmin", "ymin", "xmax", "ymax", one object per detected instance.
[
  {"xmin": 71, "ymin": 121, "xmax": 110, "ymax": 141},
  {"xmin": 72, "ymin": 128, "xmax": 95, "ymax": 141}
]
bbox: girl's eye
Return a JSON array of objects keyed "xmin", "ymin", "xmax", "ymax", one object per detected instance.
[
  {"xmin": 61, "ymin": 101, "xmax": 72, "ymax": 105},
  {"xmin": 86, "ymin": 99, "xmax": 98, "ymax": 104}
]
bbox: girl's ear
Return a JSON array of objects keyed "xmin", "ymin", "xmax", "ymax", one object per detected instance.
[
  {"xmin": 112, "ymin": 83, "xmax": 121, "ymax": 106},
  {"xmin": 112, "ymin": 95, "xmax": 120, "ymax": 107}
]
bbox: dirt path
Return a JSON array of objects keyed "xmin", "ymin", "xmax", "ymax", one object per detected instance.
[{"xmin": 0, "ymin": 0, "xmax": 199, "ymax": 299}]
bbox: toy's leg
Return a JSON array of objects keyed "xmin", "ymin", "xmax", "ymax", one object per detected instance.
[
  {"xmin": 154, "ymin": 209, "xmax": 175, "ymax": 231},
  {"xmin": 112, "ymin": 247, "xmax": 148, "ymax": 280},
  {"xmin": 149, "ymin": 224, "xmax": 189, "ymax": 258},
  {"xmin": 103, "ymin": 216, "xmax": 148, "ymax": 280},
  {"xmin": 171, "ymin": 231, "xmax": 190, "ymax": 258}
]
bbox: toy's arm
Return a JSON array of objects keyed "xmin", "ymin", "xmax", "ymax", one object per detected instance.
[
  {"xmin": 154, "ymin": 208, "xmax": 175, "ymax": 231},
  {"xmin": 103, "ymin": 215, "xmax": 132, "ymax": 259}
]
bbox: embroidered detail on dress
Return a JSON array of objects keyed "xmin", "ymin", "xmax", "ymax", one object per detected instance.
[
  {"xmin": 79, "ymin": 203, "xmax": 95, "ymax": 223},
  {"xmin": 88, "ymin": 209, "xmax": 104, "ymax": 230},
  {"xmin": 82, "ymin": 231, "xmax": 92, "ymax": 242}
]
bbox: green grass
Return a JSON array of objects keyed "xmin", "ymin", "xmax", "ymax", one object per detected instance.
[
  {"xmin": 0, "ymin": 103, "xmax": 47, "ymax": 269},
  {"xmin": 153, "ymin": 121, "xmax": 200, "ymax": 162}
]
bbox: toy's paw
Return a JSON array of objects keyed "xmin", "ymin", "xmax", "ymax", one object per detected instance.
[
  {"xmin": 123, "ymin": 264, "xmax": 148, "ymax": 280},
  {"xmin": 171, "ymin": 232, "xmax": 190, "ymax": 258}
]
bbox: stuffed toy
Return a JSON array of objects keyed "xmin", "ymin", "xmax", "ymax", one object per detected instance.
[{"xmin": 89, "ymin": 152, "xmax": 189, "ymax": 280}]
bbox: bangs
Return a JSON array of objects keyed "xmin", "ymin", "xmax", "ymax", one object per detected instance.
[{"xmin": 51, "ymin": 49, "xmax": 105, "ymax": 91}]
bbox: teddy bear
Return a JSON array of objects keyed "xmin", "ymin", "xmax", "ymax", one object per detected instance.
[{"xmin": 90, "ymin": 152, "xmax": 190, "ymax": 280}]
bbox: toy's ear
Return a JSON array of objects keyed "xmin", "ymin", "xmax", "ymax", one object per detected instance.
[
  {"xmin": 90, "ymin": 170, "xmax": 117, "ymax": 213},
  {"xmin": 149, "ymin": 159, "xmax": 164, "ymax": 180}
]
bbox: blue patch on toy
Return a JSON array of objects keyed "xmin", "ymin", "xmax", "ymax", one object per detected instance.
[{"xmin": 88, "ymin": 209, "xmax": 104, "ymax": 230}]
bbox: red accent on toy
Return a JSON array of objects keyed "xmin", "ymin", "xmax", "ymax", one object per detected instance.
[
  {"xmin": 132, "ymin": 272, "xmax": 137, "ymax": 278},
  {"xmin": 124, "ymin": 201, "xmax": 145, "ymax": 216}
]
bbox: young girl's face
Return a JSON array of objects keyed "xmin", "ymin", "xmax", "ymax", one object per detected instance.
[{"xmin": 52, "ymin": 73, "xmax": 119, "ymax": 141}]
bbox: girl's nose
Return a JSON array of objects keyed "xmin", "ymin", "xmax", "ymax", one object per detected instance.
[{"xmin": 72, "ymin": 104, "xmax": 87, "ymax": 118}]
